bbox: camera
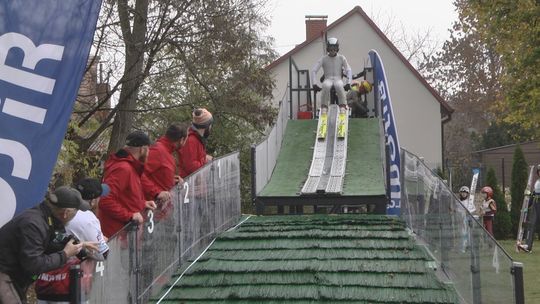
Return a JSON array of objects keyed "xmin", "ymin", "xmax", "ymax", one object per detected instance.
[{"xmin": 52, "ymin": 233, "xmax": 88, "ymax": 260}]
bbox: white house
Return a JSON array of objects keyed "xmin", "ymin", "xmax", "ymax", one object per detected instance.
[{"xmin": 265, "ymin": 6, "xmax": 453, "ymax": 169}]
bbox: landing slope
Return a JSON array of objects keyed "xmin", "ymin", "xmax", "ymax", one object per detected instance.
[{"xmin": 154, "ymin": 215, "xmax": 458, "ymax": 303}]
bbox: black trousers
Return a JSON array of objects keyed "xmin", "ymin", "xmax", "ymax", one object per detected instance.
[{"xmin": 524, "ymin": 197, "xmax": 540, "ymax": 250}]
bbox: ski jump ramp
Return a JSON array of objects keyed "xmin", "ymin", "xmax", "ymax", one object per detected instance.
[{"xmin": 254, "ymin": 115, "xmax": 387, "ymax": 213}]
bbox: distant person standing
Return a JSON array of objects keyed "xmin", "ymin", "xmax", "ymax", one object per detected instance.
[
  {"xmin": 457, "ymin": 186, "xmax": 476, "ymax": 251},
  {"xmin": 178, "ymin": 108, "xmax": 214, "ymax": 178},
  {"xmin": 458, "ymin": 186, "xmax": 476, "ymax": 215},
  {"xmin": 518, "ymin": 165, "xmax": 540, "ymax": 253},
  {"xmin": 99, "ymin": 131, "xmax": 157, "ymax": 238},
  {"xmin": 480, "ymin": 186, "xmax": 497, "ymax": 236}
]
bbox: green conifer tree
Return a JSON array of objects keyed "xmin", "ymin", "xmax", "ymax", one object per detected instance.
[
  {"xmin": 486, "ymin": 167, "xmax": 512, "ymax": 239},
  {"xmin": 510, "ymin": 146, "xmax": 528, "ymax": 236}
]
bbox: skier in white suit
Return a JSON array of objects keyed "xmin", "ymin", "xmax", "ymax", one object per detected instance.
[{"xmin": 311, "ymin": 37, "xmax": 353, "ymax": 110}]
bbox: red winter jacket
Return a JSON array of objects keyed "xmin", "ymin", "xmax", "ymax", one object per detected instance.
[
  {"xmin": 177, "ymin": 128, "xmax": 207, "ymax": 178},
  {"xmin": 141, "ymin": 136, "xmax": 177, "ymax": 200},
  {"xmin": 98, "ymin": 149, "xmax": 146, "ymax": 238}
]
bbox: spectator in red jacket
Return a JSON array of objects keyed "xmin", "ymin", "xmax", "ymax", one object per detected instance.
[
  {"xmin": 99, "ymin": 131, "xmax": 157, "ymax": 238},
  {"xmin": 142, "ymin": 122, "xmax": 188, "ymax": 202},
  {"xmin": 178, "ymin": 108, "xmax": 214, "ymax": 178}
]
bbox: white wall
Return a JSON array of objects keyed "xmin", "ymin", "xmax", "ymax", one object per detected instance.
[{"xmin": 268, "ymin": 12, "xmax": 443, "ymax": 168}]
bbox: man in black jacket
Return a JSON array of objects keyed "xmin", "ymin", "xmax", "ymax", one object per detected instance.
[{"xmin": 0, "ymin": 186, "xmax": 94, "ymax": 303}]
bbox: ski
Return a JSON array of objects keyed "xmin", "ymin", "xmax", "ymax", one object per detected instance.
[
  {"xmin": 317, "ymin": 107, "xmax": 328, "ymax": 139},
  {"xmin": 337, "ymin": 106, "xmax": 348, "ymax": 139},
  {"xmin": 516, "ymin": 165, "xmax": 536, "ymax": 252}
]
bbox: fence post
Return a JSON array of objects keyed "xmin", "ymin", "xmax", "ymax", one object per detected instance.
[
  {"xmin": 178, "ymin": 182, "xmax": 184, "ymax": 269},
  {"xmin": 251, "ymin": 145, "xmax": 257, "ymax": 211},
  {"xmin": 69, "ymin": 264, "xmax": 82, "ymax": 304},
  {"xmin": 512, "ymin": 262, "xmax": 525, "ymax": 304},
  {"xmin": 470, "ymin": 219, "xmax": 482, "ymax": 304},
  {"xmin": 127, "ymin": 221, "xmax": 140, "ymax": 304}
]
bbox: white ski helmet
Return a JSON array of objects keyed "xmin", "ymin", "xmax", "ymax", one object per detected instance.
[
  {"xmin": 459, "ymin": 186, "xmax": 470, "ymax": 193},
  {"xmin": 326, "ymin": 37, "xmax": 339, "ymax": 52}
]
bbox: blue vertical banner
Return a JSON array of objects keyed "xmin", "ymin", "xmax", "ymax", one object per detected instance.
[
  {"xmin": 0, "ymin": 0, "xmax": 102, "ymax": 227},
  {"xmin": 369, "ymin": 50, "xmax": 401, "ymax": 215}
]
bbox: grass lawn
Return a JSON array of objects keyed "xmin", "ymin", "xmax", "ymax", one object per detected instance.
[{"xmin": 498, "ymin": 239, "xmax": 540, "ymax": 303}]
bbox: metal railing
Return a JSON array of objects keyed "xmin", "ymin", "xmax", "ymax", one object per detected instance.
[
  {"xmin": 400, "ymin": 148, "xmax": 524, "ymax": 304},
  {"xmin": 289, "ymin": 57, "xmax": 314, "ymax": 119},
  {"xmin": 77, "ymin": 152, "xmax": 241, "ymax": 303},
  {"xmin": 251, "ymin": 90, "xmax": 289, "ymax": 200}
]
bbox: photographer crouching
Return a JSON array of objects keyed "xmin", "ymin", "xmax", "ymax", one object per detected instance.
[{"xmin": 0, "ymin": 186, "xmax": 98, "ymax": 304}]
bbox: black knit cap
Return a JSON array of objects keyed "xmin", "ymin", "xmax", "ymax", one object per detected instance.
[
  {"xmin": 75, "ymin": 178, "xmax": 110, "ymax": 200},
  {"xmin": 125, "ymin": 130, "xmax": 151, "ymax": 147}
]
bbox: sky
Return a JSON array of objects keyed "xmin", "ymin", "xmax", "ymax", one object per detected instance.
[{"xmin": 264, "ymin": 0, "xmax": 458, "ymax": 55}]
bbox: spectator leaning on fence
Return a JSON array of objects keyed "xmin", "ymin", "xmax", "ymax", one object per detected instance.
[
  {"xmin": 99, "ymin": 130, "xmax": 157, "ymax": 238},
  {"xmin": 178, "ymin": 108, "xmax": 214, "ymax": 178},
  {"xmin": 35, "ymin": 178, "xmax": 110, "ymax": 303},
  {"xmin": 142, "ymin": 122, "xmax": 188, "ymax": 201},
  {"xmin": 0, "ymin": 186, "xmax": 97, "ymax": 304}
]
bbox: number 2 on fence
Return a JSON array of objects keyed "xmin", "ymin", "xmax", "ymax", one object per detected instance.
[{"xmin": 183, "ymin": 182, "xmax": 190, "ymax": 204}]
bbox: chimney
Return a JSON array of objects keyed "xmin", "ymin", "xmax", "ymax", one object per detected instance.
[{"xmin": 305, "ymin": 15, "xmax": 327, "ymax": 41}]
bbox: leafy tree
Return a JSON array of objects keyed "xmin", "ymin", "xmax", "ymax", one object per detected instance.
[
  {"xmin": 475, "ymin": 121, "xmax": 535, "ymax": 151},
  {"xmin": 465, "ymin": 1, "xmax": 540, "ymax": 137},
  {"xmin": 58, "ymin": 0, "xmax": 277, "ymax": 209},
  {"xmin": 448, "ymin": 164, "xmax": 471, "ymax": 193},
  {"xmin": 510, "ymin": 145, "xmax": 529, "ymax": 236},
  {"xmin": 54, "ymin": 121, "xmax": 103, "ymax": 186},
  {"xmin": 423, "ymin": 0, "xmax": 504, "ymax": 177},
  {"xmin": 485, "ymin": 167, "xmax": 511, "ymax": 239},
  {"xmin": 69, "ymin": 0, "xmax": 276, "ymax": 151}
]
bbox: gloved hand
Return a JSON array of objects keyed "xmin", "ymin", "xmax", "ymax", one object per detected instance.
[
  {"xmin": 343, "ymin": 83, "xmax": 351, "ymax": 91},
  {"xmin": 312, "ymin": 84, "xmax": 321, "ymax": 92}
]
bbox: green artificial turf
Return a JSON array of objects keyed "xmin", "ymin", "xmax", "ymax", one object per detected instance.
[
  {"xmin": 153, "ymin": 214, "xmax": 459, "ymax": 303},
  {"xmin": 259, "ymin": 118, "xmax": 385, "ymax": 197},
  {"xmin": 258, "ymin": 120, "xmax": 315, "ymax": 196}
]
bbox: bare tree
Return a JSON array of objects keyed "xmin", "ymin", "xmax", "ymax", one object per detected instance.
[{"xmin": 368, "ymin": 9, "xmax": 441, "ymax": 75}]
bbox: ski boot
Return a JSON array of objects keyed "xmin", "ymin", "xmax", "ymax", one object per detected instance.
[
  {"xmin": 317, "ymin": 105, "xmax": 328, "ymax": 139},
  {"xmin": 517, "ymin": 243, "xmax": 531, "ymax": 253}
]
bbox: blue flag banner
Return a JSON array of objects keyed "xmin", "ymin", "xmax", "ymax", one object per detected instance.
[
  {"xmin": 0, "ymin": 0, "xmax": 102, "ymax": 227},
  {"xmin": 369, "ymin": 50, "xmax": 401, "ymax": 216}
]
